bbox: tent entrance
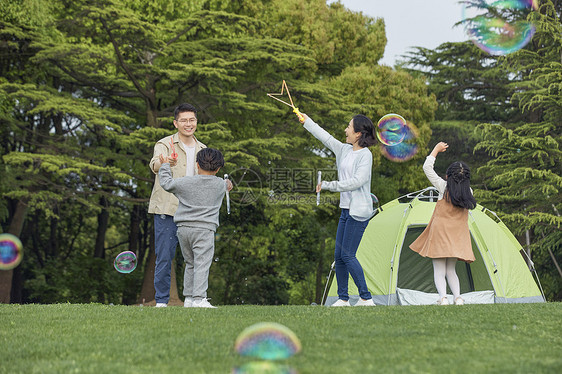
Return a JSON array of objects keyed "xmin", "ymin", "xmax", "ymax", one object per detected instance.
[{"xmin": 396, "ymin": 226, "xmax": 493, "ymax": 294}]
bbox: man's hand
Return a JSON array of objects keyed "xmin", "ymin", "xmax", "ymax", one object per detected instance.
[{"xmin": 160, "ymin": 153, "xmax": 178, "ymax": 166}]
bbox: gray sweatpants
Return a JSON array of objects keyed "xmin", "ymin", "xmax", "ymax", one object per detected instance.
[{"xmin": 176, "ymin": 226, "xmax": 215, "ymax": 300}]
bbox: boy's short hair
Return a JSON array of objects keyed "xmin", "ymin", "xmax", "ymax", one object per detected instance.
[
  {"xmin": 196, "ymin": 148, "xmax": 225, "ymax": 172},
  {"xmin": 174, "ymin": 103, "xmax": 197, "ymax": 120}
]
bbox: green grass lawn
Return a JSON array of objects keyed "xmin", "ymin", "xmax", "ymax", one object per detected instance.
[{"xmin": 1, "ymin": 303, "xmax": 561, "ymax": 373}]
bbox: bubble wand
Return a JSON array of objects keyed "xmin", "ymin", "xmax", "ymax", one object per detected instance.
[
  {"xmin": 267, "ymin": 80, "xmax": 305, "ymax": 123},
  {"xmin": 316, "ymin": 171, "xmax": 322, "ymax": 206},
  {"xmin": 169, "ymin": 138, "xmax": 178, "ymax": 160},
  {"xmin": 224, "ymin": 174, "xmax": 230, "ymax": 214}
]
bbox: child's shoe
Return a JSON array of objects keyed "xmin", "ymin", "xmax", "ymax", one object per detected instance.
[
  {"xmin": 331, "ymin": 299, "xmax": 350, "ymax": 307},
  {"xmin": 437, "ymin": 297, "xmax": 449, "ymax": 305},
  {"xmin": 184, "ymin": 297, "xmax": 193, "ymax": 308},
  {"xmin": 192, "ymin": 298, "xmax": 217, "ymax": 308},
  {"xmin": 454, "ymin": 297, "xmax": 465, "ymax": 305},
  {"xmin": 155, "ymin": 303, "xmax": 167, "ymax": 308}
]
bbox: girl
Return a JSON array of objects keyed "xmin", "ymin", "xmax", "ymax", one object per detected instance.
[
  {"xmin": 300, "ymin": 113, "xmax": 377, "ymax": 307},
  {"xmin": 410, "ymin": 142, "xmax": 477, "ymax": 305}
]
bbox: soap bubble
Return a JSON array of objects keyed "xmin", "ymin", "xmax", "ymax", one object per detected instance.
[
  {"xmin": 232, "ymin": 361, "xmax": 297, "ymax": 374},
  {"xmin": 0, "ymin": 233, "xmax": 23, "ymax": 270},
  {"xmin": 462, "ymin": 0, "xmax": 537, "ymax": 55},
  {"xmin": 380, "ymin": 122, "xmax": 419, "ymax": 162},
  {"xmin": 235, "ymin": 322, "xmax": 301, "ymax": 360},
  {"xmin": 114, "ymin": 251, "xmax": 137, "ymax": 273},
  {"xmin": 376, "ymin": 114, "xmax": 407, "ymax": 146}
]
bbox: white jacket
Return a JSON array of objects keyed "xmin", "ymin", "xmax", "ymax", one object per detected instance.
[{"xmin": 303, "ymin": 118, "xmax": 374, "ymax": 221}]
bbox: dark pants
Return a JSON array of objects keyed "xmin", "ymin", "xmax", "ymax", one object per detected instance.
[
  {"xmin": 154, "ymin": 214, "xmax": 178, "ymax": 303},
  {"xmin": 334, "ymin": 209, "xmax": 371, "ymax": 301}
]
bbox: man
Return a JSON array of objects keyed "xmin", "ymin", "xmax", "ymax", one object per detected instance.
[{"xmin": 148, "ymin": 103, "xmax": 206, "ymax": 307}]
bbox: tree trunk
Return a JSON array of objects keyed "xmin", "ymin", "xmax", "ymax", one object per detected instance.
[
  {"xmin": 0, "ymin": 271, "xmax": 13, "ymax": 303},
  {"xmin": 137, "ymin": 237, "xmax": 156, "ymax": 304},
  {"xmin": 48, "ymin": 210, "xmax": 59, "ymax": 259},
  {"xmin": 93, "ymin": 196, "xmax": 110, "ymax": 302},
  {"xmin": 169, "ymin": 259, "xmax": 182, "ymax": 306},
  {"xmin": 122, "ymin": 204, "xmax": 142, "ymax": 304},
  {"xmin": 94, "ymin": 196, "xmax": 109, "ymax": 259},
  {"xmin": 128, "ymin": 204, "xmax": 141, "ymax": 254},
  {"xmin": 10, "ymin": 265, "xmax": 23, "ymax": 303},
  {"xmin": 0, "ymin": 200, "xmax": 28, "ymax": 304}
]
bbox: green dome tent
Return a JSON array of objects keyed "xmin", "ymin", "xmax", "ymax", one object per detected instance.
[{"xmin": 323, "ymin": 188, "xmax": 545, "ymax": 306}]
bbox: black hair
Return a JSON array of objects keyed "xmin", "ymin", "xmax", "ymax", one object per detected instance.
[
  {"xmin": 174, "ymin": 103, "xmax": 197, "ymax": 120},
  {"xmin": 196, "ymin": 148, "xmax": 225, "ymax": 172},
  {"xmin": 444, "ymin": 161, "xmax": 477, "ymax": 210},
  {"xmin": 352, "ymin": 114, "xmax": 377, "ymax": 148}
]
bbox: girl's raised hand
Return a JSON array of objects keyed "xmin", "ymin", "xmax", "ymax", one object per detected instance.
[
  {"xmin": 434, "ymin": 142, "xmax": 449, "ymax": 153},
  {"xmin": 430, "ymin": 142, "xmax": 448, "ymax": 158}
]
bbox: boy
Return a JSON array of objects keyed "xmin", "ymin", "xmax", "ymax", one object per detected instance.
[{"xmin": 158, "ymin": 148, "xmax": 232, "ymax": 308}]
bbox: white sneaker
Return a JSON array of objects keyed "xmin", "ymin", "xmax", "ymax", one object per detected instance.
[
  {"xmin": 331, "ymin": 299, "xmax": 350, "ymax": 307},
  {"xmin": 454, "ymin": 297, "xmax": 465, "ymax": 305},
  {"xmin": 192, "ymin": 298, "xmax": 217, "ymax": 308},
  {"xmin": 184, "ymin": 297, "xmax": 193, "ymax": 308},
  {"xmin": 155, "ymin": 303, "xmax": 168, "ymax": 308},
  {"xmin": 437, "ymin": 297, "xmax": 449, "ymax": 305},
  {"xmin": 355, "ymin": 298, "xmax": 376, "ymax": 307}
]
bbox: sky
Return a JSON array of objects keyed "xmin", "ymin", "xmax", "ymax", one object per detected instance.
[{"xmin": 330, "ymin": 0, "xmax": 469, "ymax": 66}]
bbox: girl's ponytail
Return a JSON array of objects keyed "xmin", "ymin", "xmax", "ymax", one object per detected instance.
[{"xmin": 445, "ymin": 162, "xmax": 477, "ymax": 210}]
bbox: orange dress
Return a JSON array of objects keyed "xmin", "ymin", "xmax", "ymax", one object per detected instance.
[{"xmin": 410, "ymin": 198, "xmax": 475, "ymax": 263}]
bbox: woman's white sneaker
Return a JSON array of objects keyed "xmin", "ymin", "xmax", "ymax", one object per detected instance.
[
  {"xmin": 331, "ymin": 299, "xmax": 350, "ymax": 307},
  {"xmin": 355, "ymin": 298, "xmax": 376, "ymax": 307}
]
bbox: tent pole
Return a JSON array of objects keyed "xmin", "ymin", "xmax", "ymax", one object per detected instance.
[
  {"xmin": 519, "ymin": 249, "xmax": 547, "ymax": 302},
  {"xmin": 321, "ymin": 262, "xmax": 335, "ymax": 306},
  {"xmin": 525, "ymin": 229, "xmax": 532, "ymax": 269}
]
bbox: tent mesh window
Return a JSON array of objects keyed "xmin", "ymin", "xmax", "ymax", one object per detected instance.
[{"xmin": 396, "ymin": 226, "xmax": 493, "ymax": 293}]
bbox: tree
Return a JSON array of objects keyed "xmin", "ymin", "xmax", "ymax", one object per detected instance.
[{"xmin": 475, "ymin": 1, "xmax": 562, "ymax": 300}]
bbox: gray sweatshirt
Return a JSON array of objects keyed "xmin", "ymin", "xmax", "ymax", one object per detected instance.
[{"xmin": 158, "ymin": 163, "xmax": 226, "ymax": 231}]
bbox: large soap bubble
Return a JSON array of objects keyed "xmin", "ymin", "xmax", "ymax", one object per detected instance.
[
  {"xmin": 376, "ymin": 114, "xmax": 407, "ymax": 146},
  {"xmin": 0, "ymin": 233, "xmax": 23, "ymax": 270},
  {"xmin": 462, "ymin": 0, "xmax": 537, "ymax": 55},
  {"xmin": 235, "ymin": 322, "xmax": 301, "ymax": 360},
  {"xmin": 380, "ymin": 122, "xmax": 419, "ymax": 162}
]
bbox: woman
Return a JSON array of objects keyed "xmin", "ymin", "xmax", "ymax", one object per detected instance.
[{"xmin": 300, "ymin": 113, "xmax": 377, "ymax": 307}]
